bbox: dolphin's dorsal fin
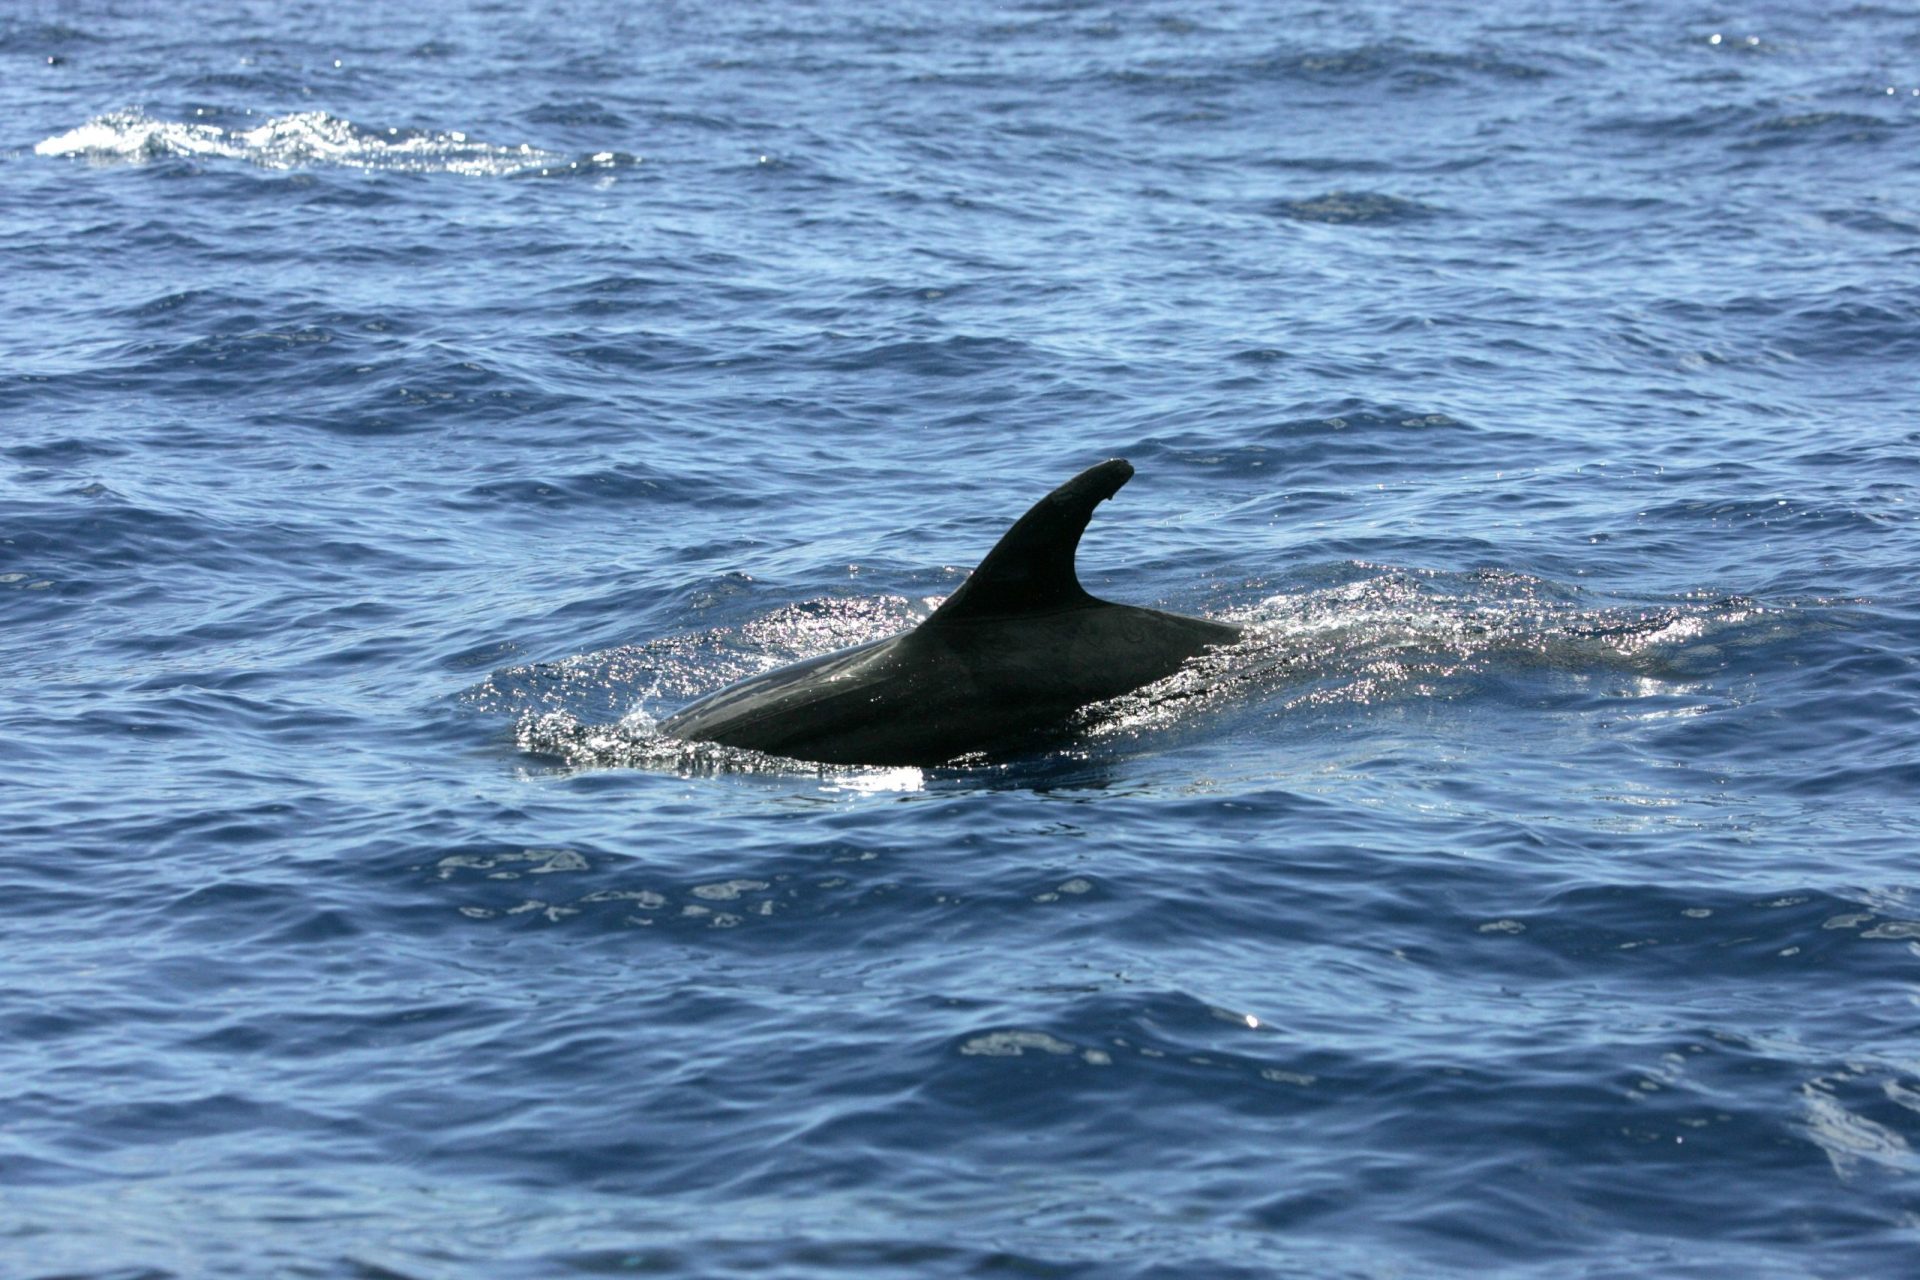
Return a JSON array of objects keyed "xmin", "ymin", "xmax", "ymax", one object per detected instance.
[{"xmin": 927, "ymin": 458, "xmax": 1133, "ymax": 623}]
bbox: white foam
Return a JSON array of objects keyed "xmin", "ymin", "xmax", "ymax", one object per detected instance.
[{"xmin": 34, "ymin": 109, "xmax": 573, "ymax": 177}]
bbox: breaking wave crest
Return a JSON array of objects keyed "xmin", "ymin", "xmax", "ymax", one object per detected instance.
[{"xmin": 34, "ymin": 109, "xmax": 632, "ymax": 177}]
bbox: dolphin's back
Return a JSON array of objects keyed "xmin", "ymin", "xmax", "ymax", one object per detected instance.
[
  {"xmin": 662, "ymin": 602, "xmax": 1236, "ymax": 765},
  {"xmin": 659, "ymin": 460, "xmax": 1242, "ymax": 765}
]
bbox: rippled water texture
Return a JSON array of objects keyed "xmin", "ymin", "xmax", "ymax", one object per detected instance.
[{"xmin": 5, "ymin": 2, "xmax": 1919, "ymax": 1277}]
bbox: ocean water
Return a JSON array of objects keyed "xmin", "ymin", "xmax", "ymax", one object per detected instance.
[{"xmin": 5, "ymin": 1, "xmax": 1919, "ymax": 1275}]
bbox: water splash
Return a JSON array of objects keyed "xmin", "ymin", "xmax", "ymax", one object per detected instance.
[
  {"xmin": 486, "ymin": 593, "xmax": 935, "ymax": 777},
  {"xmin": 33, "ymin": 109, "xmax": 631, "ymax": 177},
  {"xmin": 1076, "ymin": 566, "xmax": 1781, "ymax": 744},
  {"xmin": 481, "ymin": 566, "xmax": 1792, "ymax": 774}
]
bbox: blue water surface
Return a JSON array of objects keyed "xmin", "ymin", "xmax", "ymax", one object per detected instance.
[{"xmin": 5, "ymin": 1, "xmax": 1919, "ymax": 1276}]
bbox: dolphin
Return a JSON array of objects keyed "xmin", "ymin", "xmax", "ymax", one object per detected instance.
[{"xmin": 660, "ymin": 459, "xmax": 1242, "ymax": 766}]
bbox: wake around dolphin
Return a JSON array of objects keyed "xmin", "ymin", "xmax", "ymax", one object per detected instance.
[{"xmin": 660, "ymin": 459, "xmax": 1243, "ymax": 766}]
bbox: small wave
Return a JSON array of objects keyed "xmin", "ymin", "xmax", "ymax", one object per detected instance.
[
  {"xmin": 1269, "ymin": 190, "xmax": 1439, "ymax": 225},
  {"xmin": 33, "ymin": 109, "xmax": 629, "ymax": 178},
  {"xmin": 525, "ymin": 99, "xmax": 633, "ymax": 129},
  {"xmin": 1279, "ymin": 43, "xmax": 1551, "ymax": 86},
  {"xmin": 1745, "ymin": 111, "xmax": 1893, "ymax": 143},
  {"xmin": 1819, "ymin": 204, "xmax": 1920, "ymax": 238},
  {"xmin": 822, "ymin": 334, "xmax": 1037, "ymax": 376}
]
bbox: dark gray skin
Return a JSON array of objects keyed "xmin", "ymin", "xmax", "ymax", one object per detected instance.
[{"xmin": 660, "ymin": 459, "xmax": 1242, "ymax": 766}]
